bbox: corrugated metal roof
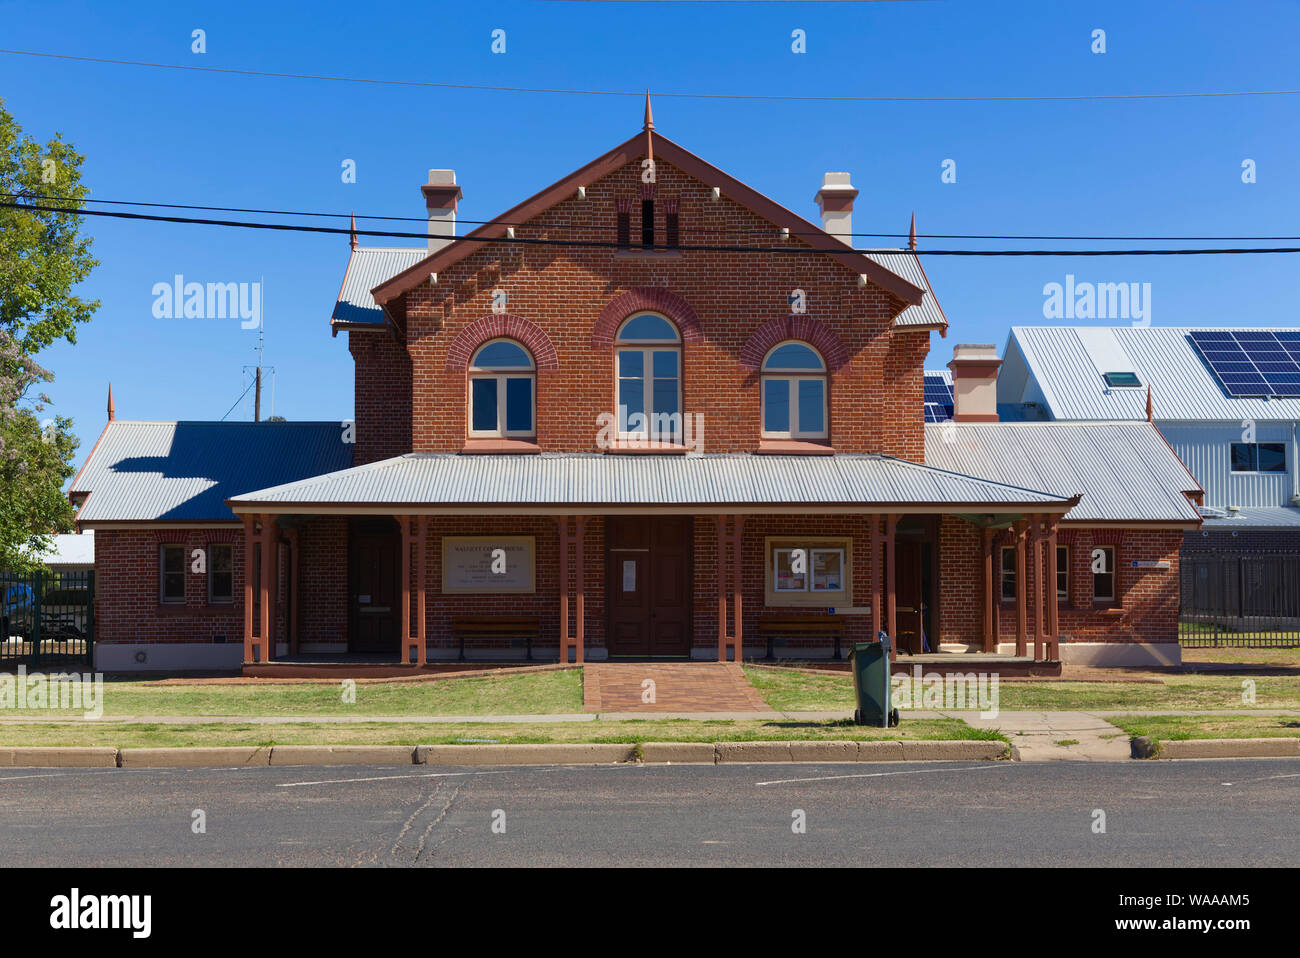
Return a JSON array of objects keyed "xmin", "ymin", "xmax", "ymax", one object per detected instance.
[
  {"xmin": 1004, "ymin": 326, "xmax": 1300, "ymax": 422},
  {"xmin": 71, "ymin": 421, "xmax": 356, "ymax": 522},
  {"xmin": 924, "ymin": 421, "xmax": 1203, "ymax": 523},
  {"xmin": 332, "ymin": 247, "xmax": 426, "ymax": 326},
  {"xmin": 1200, "ymin": 506, "xmax": 1300, "ymax": 529},
  {"xmin": 229, "ymin": 452, "xmax": 1071, "ymax": 510},
  {"xmin": 868, "ymin": 251, "xmax": 947, "ymax": 329}
]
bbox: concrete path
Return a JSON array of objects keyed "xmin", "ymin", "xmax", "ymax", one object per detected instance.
[{"xmin": 953, "ymin": 710, "xmax": 1132, "ymax": 761}]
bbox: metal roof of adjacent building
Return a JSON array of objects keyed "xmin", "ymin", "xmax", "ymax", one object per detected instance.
[
  {"xmin": 331, "ymin": 247, "xmax": 426, "ymax": 328},
  {"xmin": 1000, "ymin": 325, "xmax": 1300, "ymax": 422},
  {"xmin": 1199, "ymin": 506, "xmax": 1300, "ymax": 529},
  {"xmin": 228, "ymin": 452, "xmax": 1073, "ymax": 512},
  {"xmin": 924, "ymin": 421, "xmax": 1203, "ymax": 524},
  {"xmin": 70, "ymin": 421, "xmax": 356, "ymax": 523}
]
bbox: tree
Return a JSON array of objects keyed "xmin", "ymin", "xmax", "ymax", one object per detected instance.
[{"xmin": 0, "ymin": 97, "xmax": 99, "ymax": 572}]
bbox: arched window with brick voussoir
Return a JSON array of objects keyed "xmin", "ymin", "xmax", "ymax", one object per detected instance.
[
  {"xmin": 468, "ymin": 338, "xmax": 536, "ymax": 438},
  {"xmin": 761, "ymin": 341, "xmax": 828, "ymax": 439}
]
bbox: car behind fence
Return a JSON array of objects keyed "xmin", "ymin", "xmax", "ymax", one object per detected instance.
[{"xmin": 1, "ymin": 569, "xmax": 94, "ymax": 668}]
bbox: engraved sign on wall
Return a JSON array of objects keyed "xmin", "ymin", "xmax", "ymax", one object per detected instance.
[{"xmin": 442, "ymin": 536, "xmax": 535, "ymax": 593}]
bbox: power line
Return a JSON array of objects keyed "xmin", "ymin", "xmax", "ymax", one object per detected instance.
[
  {"xmin": 7, "ymin": 200, "xmax": 1300, "ymax": 255},
  {"xmin": 3, "ymin": 48, "xmax": 1299, "ymax": 103},
  {"xmin": 6, "ymin": 192, "xmax": 1300, "ymax": 244}
]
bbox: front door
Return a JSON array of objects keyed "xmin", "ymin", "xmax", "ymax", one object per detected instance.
[
  {"xmin": 349, "ymin": 518, "xmax": 400, "ymax": 654},
  {"xmin": 606, "ymin": 516, "xmax": 692, "ymax": 657},
  {"xmin": 895, "ymin": 540, "xmax": 925, "ymax": 655}
]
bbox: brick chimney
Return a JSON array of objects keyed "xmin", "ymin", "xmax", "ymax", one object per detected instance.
[
  {"xmin": 421, "ymin": 170, "xmax": 462, "ymax": 254},
  {"xmin": 814, "ymin": 172, "xmax": 857, "ymax": 243},
  {"xmin": 947, "ymin": 344, "xmax": 1002, "ymax": 423}
]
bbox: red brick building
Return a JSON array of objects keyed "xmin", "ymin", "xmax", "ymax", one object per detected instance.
[{"xmin": 71, "ymin": 108, "xmax": 1202, "ymax": 672}]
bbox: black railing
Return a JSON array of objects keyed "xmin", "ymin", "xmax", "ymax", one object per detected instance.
[
  {"xmin": 1179, "ymin": 552, "xmax": 1300, "ymax": 647},
  {"xmin": 0, "ymin": 569, "xmax": 95, "ymax": 668}
]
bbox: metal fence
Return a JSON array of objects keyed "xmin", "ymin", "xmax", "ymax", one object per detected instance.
[
  {"xmin": 0, "ymin": 569, "xmax": 94, "ymax": 668},
  {"xmin": 1180, "ymin": 552, "xmax": 1300, "ymax": 647}
]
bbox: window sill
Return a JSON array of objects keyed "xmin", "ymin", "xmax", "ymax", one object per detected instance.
[
  {"xmin": 1094, "ymin": 603, "xmax": 1123, "ymax": 615},
  {"xmin": 460, "ymin": 438, "xmax": 541, "ymax": 455},
  {"xmin": 756, "ymin": 439, "xmax": 834, "ymax": 456},
  {"xmin": 604, "ymin": 442, "xmax": 690, "ymax": 455}
]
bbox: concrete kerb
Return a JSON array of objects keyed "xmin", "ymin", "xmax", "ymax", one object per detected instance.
[
  {"xmin": 1131, "ymin": 736, "xmax": 1300, "ymax": 760},
  {"xmin": 0, "ymin": 740, "xmax": 1011, "ymax": 768}
]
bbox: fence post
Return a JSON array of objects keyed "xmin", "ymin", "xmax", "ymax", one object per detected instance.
[
  {"xmin": 86, "ymin": 570, "xmax": 95, "ymax": 669},
  {"xmin": 31, "ymin": 569, "xmax": 43, "ymax": 666}
]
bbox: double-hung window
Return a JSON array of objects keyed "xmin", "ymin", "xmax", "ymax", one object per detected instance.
[
  {"xmin": 615, "ymin": 313, "xmax": 681, "ymax": 442},
  {"xmin": 761, "ymin": 342, "xmax": 827, "ymax": 439},
  {"xmin": 468, "ymin": 339, "xmax": 536, "ymax": 438}
]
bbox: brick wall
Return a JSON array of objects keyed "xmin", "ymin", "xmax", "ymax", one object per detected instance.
[
  {"xmin": 94, "ymin": 528, "xmax": 246, "ymax": 646},
  {"xmin": 355, "ymin": 156, "xmax": 926, "ymax": 460},
  {"xmin": 936, "ymin": 517, "xmax": 1184, "ymax": 646}
]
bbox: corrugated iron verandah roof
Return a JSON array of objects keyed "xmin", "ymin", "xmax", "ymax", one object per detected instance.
[{"xmin": 226, "ymin": 452, "xmax": 1078, "ymax": 515}]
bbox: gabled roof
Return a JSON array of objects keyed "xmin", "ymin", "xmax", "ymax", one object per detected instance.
[
  {"xmin": 369, "ymin": 129, "xmax": 929, "ymax": 315},
  {"xmin": 227, "ymin": 452, "xmax": 1073, "ymax": 513},
  {"xmin": 1000, "ymin": 326, "xmax": 1300, "ymax": 422},
  {"xmin": 924, "ymin": 420, "xmax": 1203, "ymax": 524},
  {"xmin": 70, "ymin": 421, "xmax": 356, "ymax": 524},
  {"xmin": 331, "ymin": 246, "xmax": 425, "ymax": 331}
]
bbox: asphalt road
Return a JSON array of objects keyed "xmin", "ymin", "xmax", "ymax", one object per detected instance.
[{"xmin": 1, "ymin": 759, "xmax": 1297, "ymax": 867}]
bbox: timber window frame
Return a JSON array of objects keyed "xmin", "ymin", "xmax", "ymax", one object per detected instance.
[{"xmin": 159, "ymin": 544, "xmax": 186, "ymax": 605}]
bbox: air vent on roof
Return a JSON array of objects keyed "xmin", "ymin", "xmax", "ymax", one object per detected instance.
[{"xmin": 1102, "ymin": 371, "xmax": 1142, "ymax": 387}]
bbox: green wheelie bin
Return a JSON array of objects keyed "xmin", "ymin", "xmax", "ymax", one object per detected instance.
[{"xmin": 849, "ymin": 633, "xmax": 900, "ymax": 728}]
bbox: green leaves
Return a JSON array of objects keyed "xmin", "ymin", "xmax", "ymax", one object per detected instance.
[{"xmin": 0, "ymin": 97, "xmax": 94, "ymax": 572}]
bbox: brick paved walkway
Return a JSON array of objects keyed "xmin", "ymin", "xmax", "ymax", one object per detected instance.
[{"xmin": 583, "ymin": 663, "xmax": 770, "ymax": 713}]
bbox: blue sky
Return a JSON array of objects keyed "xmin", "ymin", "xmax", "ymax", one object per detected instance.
[{"xmin": 3, "ymin": 0, "xmax": 1298, "ymax": 473}]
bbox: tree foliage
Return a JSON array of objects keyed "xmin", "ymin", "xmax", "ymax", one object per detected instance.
[{"xmin": 0, "ymin": 98, "xmax": 99, "ymax": 571}]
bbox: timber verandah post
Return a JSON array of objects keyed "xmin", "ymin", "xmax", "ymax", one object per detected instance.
[
  {"xmin": 399, "ymin": 515, "xmax": 412, "ymax": 663},
  {"xmin": 416, "ymin": 516, "xmax": 428, "ymax": 666},
  {"xmin": 885, "ymin": 514, "xmax": 899, "ymax": 646},
  {"xmin": 242, "ymin": 514, "xmax": 256, "ymax": 662},
  {"xmin": 870, "ymin": 516, "xmax": 882, "ymax": 642},
  {"xmin": 259, "ymin": 515, "xmax": 275, "ymax": 662},
  {"xmin": 1014, "ymin": 520, "xmax": 1028, "ymax": 657},
  {"xmin": 714, "ymin": 515, "xmax": 744, "ymax": 663},
  {"xmin": 1031, "ymin": 514, "xmax": 1045, "ymax": 661},
  {"xmin": 556, "ymin": 517, "xmax": 585, "ymax": 664},
  {"xmin": 982, "ymin": 527, "xmax": 996, "ymax": 653},
  {"xmin": 1046, "ymin": 517, "xmax": 1060, "ymax": 660}
]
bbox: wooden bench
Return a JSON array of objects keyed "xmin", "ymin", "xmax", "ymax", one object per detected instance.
[
  {"xmin": 451, "ymin": 616, "xmax": 542, "ymax": 662},
  {"xmin": 757, "ymin": 615, "xmax": 847, "ymax": 661}
]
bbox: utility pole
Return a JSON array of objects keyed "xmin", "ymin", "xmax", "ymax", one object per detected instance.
[{"xmin": 253, "ymin": 312, "xmax": 264, "ymax": 422}]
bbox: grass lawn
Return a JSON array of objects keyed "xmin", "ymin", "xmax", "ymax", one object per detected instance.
[
  {"xmin": 0, "ymin": 718, "xmax": 1003, "ymax": 748},
  {"xmin": 744, "ymin": 665, "xmax": 1300, "ymax": 712},
  {"xmin": 1107, "ymin": 713, "xmax": 1300, "ymax": 742},
  {"xmin": 1, "ymin": 669, "xmax": 583, "ymax": 718}
]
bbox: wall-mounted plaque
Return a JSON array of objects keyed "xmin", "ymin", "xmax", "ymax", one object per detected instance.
[{"xmin": 441, "ymin": 536, "xmax": 535, "ymax": 593}]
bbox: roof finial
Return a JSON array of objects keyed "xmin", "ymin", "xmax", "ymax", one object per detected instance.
[
  {"xmin": 1146, "ymin": 385, "xmax": 1154, "ymax": 422},
  {"xmin": 643, "ymin": 90, "xmax": 654, "ymax": 132},
  {"xmin": 908, "ymin": 212, "xmax": 917, "ymax": 251},
  {"xmin": 107, "ymin": 383, "xmax": 115, "ymax": 422},
  {"xmin": 349, "ymin": 212, "xmax": 358, "ymax": 251}
]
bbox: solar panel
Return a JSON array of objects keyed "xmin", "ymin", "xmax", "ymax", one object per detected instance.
[
  {"xmin": 923, "ymin": 374, "xmax": 954, "ymax": 421},
  {"xmin": 1188, "ymin": 330, "xmax": 1300, "ymax": 397}
]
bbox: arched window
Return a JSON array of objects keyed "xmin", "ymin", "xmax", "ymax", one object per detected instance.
[
  {"xmin": 616, "ymin": 313, "xmax": 681, "ymax": 441},
  {"xmin": 468, "ymin": 339, "xmax": 535, "ymax": 438},
  {"xmin": 761, "ymin": 341, "xmax": 827, "ymax": 439}
]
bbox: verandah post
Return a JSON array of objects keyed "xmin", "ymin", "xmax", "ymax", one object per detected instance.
[
  {"xmin": 1014, "ymin": 520, "xmax": 1028, "ymax": 657},
  {"xmin": 732, "ymin": 515, "xmax": 744, "ymax": 663},
  {"xmin": 399, "ymin": 514, "xmax": 412, "ymax": 662},
  {"xmin": 242, "ymin": 514, "xmax": 256, "ymax": 663},
  {"xmin": 416, "ymin": 516, "xmax": 428, "ymax": 665},
  {"xmin": 574, "ymin": 516, "xmax": 586, "ymax": 664}
]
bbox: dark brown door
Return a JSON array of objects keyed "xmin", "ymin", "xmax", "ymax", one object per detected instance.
[
  {"xmin": 349, "ymin": 518, "xmax": 400, "ymax": 654},
  {"xmin": 607, "ymin": 516, "xmax": 691, "ymax": 657},
  {"xmin": 895, "ymin": 540, "xmax": 924, "ymax": 655}
]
